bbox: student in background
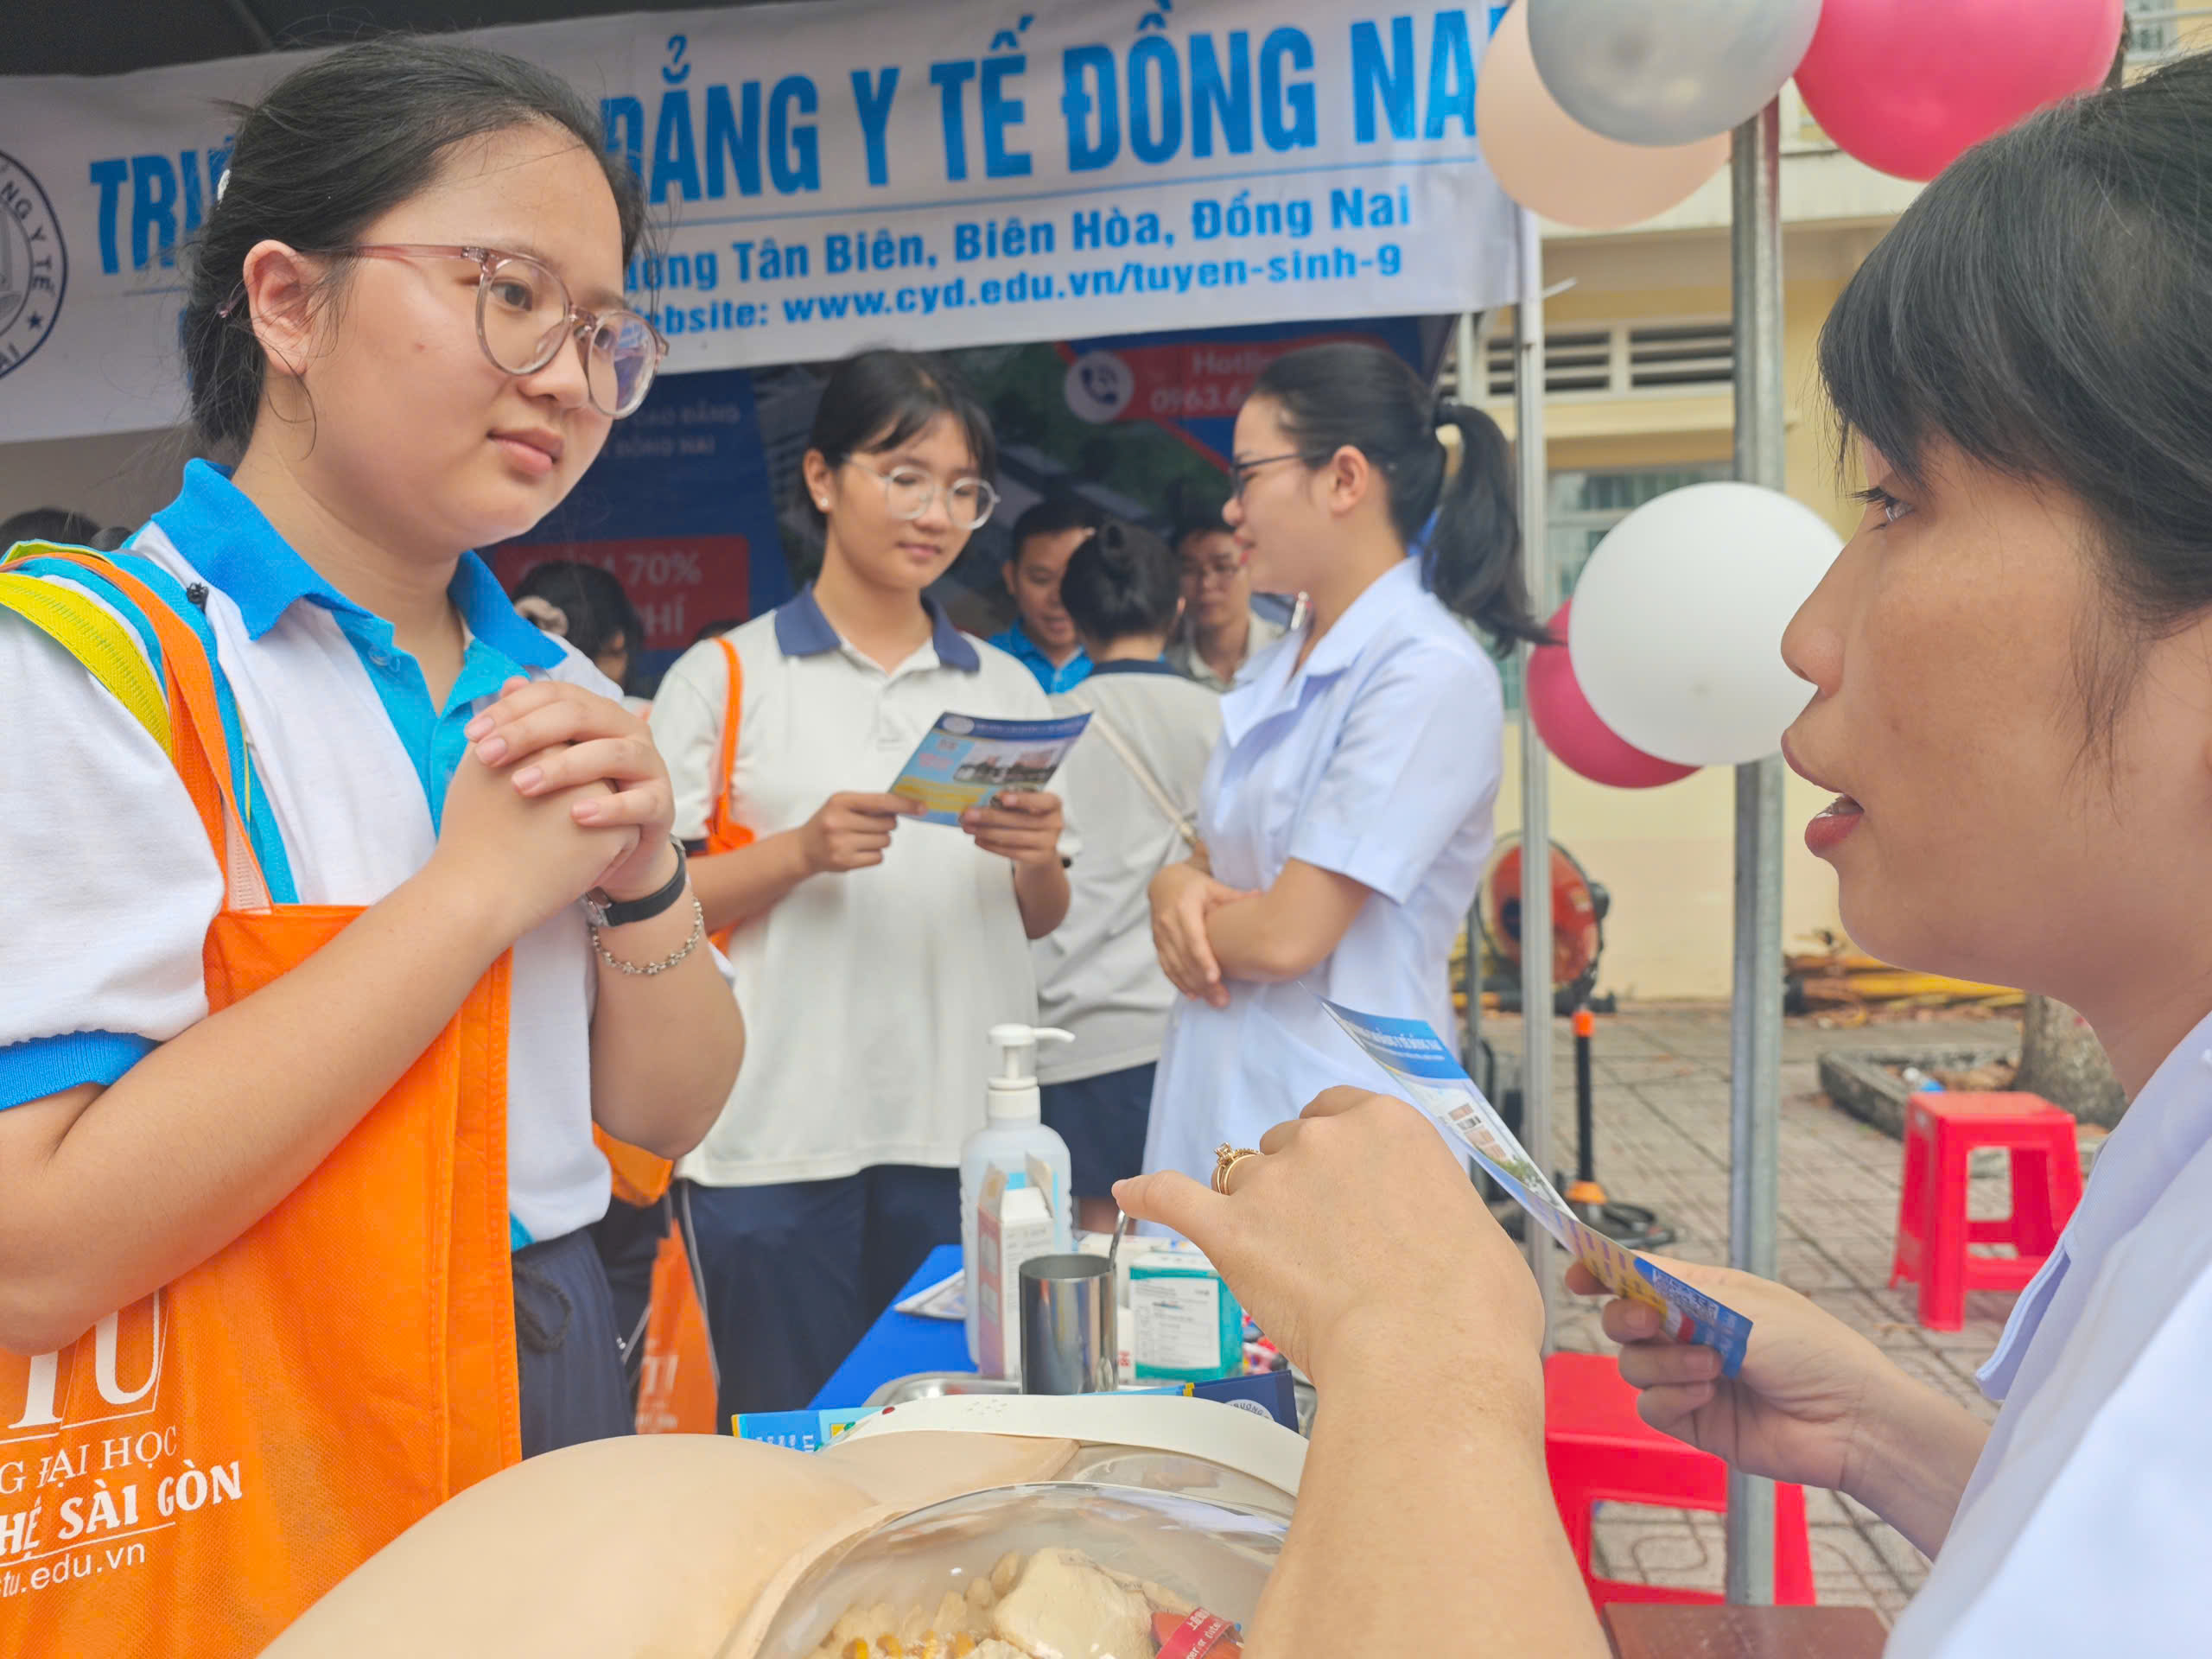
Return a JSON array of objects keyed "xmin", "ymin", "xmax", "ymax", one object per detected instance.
[
  {"xmin": 512, "ymin": 559, "xmax": 647, "ymax": 707},
  {"xmin": 651, "ymin": 349, "xmax": 1071, "ymax": 1415},
  {"xmin": 1037, "ymin": 519, "xmax": 1222, "ymax": 1234},
  {"xmin": 1166, "ymin": 505, "xmax": 1288, "ymax": 692},
  {"xmin": 989, "ymin": 494, "xmax": 1102, "ymax": 694}
]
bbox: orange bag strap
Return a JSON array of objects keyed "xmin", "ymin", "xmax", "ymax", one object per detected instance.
[
  {"xmin": 634, "ymin": 1203, "xmax": 719, "ymax": 1433},
  {"xmin": 595, "ymin": 1125, "xmax": 674, "ymax": 1206},
  {"xmin": 21, "ymin": 548, "xmax": 271, "ymax": 912},
  {"xmin": 704, "ymin": 633, "xmax": 744, "ymax": 847}
]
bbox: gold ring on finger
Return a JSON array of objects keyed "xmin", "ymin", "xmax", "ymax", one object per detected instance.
[{"xmin": 1212, "ymin": 1142, "xmax": 1262, "ymax": 1195}]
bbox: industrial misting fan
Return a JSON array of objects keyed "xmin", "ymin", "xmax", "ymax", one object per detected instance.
[{"xmin": 1478, "ymin": 836, "xmax": 1674, "ymax": 1251}]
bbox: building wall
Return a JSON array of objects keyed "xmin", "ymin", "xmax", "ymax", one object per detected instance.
[
  {"xmin": 1472, "ymin": 212, "xmax": 1903, "ymax": 1000},
  {"xmin": 1490, "ymin": 728, "xmax": 1845, "ymax": 1001}
]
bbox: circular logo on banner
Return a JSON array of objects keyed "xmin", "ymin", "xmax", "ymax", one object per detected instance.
[
  {"xmin": 0, "ymin": 151, "xmax": 66, "ymax": 381},
  {"xmin": 941, "ymin": 715, "xmax": 975, "ymax": 736},
  {"xmin": 1063, "ymin": 351, "xmax": 1134, "ymax": 425}
]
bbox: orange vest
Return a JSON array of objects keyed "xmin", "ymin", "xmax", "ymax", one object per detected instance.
[{"xmin": 0, "ymin": 549, "xmax": 519, "ymax": 1656}]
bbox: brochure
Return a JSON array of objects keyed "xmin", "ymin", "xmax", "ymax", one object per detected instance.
[
  {"xmin": 888, "ymin": 710, "xmax": 1090, "ymax": 825},
  {"xmin": 893, "ymin": 1268, "xmax": 966, "ymax": 1321},
  {"xmin": 1319, "ymin": 1000, "xmax": 1753, "ymax": 1376}
]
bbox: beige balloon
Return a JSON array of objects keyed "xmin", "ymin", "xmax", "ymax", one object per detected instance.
[{"xmin": 1477, "ymin": 2, "xmax": 1731, "ymax": 231}]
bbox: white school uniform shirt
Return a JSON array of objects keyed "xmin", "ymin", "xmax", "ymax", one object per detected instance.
[
  {"xmin": 1142, "ymin": 558, "xmax": 1503, "ymax": 1185},
  {"xmin": 1035, "ymin": 661, "xmax": 1223, "ymax": 1084},
  {"xmin": 0, "ymin": 461, "xmax": 619, "ymax": 1248},
  {"xmin": 651, "ymin": 587, "xmax": 1070, "ymax": 1185},
  {"xmin": 1885, "ymin": 1008, "xmax": 2212, "ymax": 1656}
]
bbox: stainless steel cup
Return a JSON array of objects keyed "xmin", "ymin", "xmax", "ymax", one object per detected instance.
[{"xmin": 1018, "ymin": 1253, "xmax": 1116, "ymax": 1394}]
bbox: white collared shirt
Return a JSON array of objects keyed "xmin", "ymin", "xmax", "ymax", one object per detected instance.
[
  {"xmin": 1142, "ymin": 559, "xmax": 1503, "ymax": 1185},
  {"xmin": 652, "ymin": 588, "xmax": 1066, "ymax": 1184},
  {"xmin": 1887, "ymin": 1009, "xmax": 2212, "ymax": 1655},
  {"xmin": 1037, "ymin": 661, "xmax": 1223, "ymax": 1084},
  {"xmin": 0, "ymin": 462, "xmax": 620, "ymax": 1247}
]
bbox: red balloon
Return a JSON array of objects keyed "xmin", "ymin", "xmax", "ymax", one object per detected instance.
[
  {"xmin": 1796, "ymin": 0, "xmax": 2124, "ymax": 182},
  {"xmin": 1526, "ymin": 603, "xmax": 1699, "ymax": 790}
]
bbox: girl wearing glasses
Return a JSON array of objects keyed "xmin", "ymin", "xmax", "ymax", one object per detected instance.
[
  {"xmin": 1142, "ymin": 342, "xmax": 1546, "ymax": 1193},
  {"xmin": 0, "ymin": 39, "xmax": 741, "ymax": 1652},
  {"xmin": 649, "ymin": 350, "xmax": 1071, "ymax": 1415}
]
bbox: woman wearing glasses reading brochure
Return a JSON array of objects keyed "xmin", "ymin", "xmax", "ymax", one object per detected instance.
[
  {"xmin": 0, "ymin": 40, "xmax": 743, "ymax": 1653},
  {"xmin": 650, "ymin": 351, "xmax": 1071, "ymax": 1417},
  {"xmin": 1117, "ymin": 56, "xmax": 2212, "ymax": 1658},
  {"xmin": 1141, "ymin": 342, "xmax": 1548, "ymax": 1193}
]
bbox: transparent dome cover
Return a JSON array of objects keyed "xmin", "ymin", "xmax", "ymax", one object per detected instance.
[
  {"xmin": 1052, "ymin": 1446, "xmax": 1291, "ymax": 1522},
  {"xmin": 740, "ymin": 1480, "xmax": 1285, "ymax": 1659}
]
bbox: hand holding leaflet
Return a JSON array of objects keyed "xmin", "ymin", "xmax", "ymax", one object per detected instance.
[
  {"xmin": 889, "ymin": 711, "xmax": 1090, "ymax": 826},
  {"xmin": 1319, "ymin": 1000, "xmax": 1753, "ymax": 1376}
]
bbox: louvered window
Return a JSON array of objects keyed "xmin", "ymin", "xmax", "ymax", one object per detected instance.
[
  {"xmin": 1627, "ymin": 321, "xmax": 1732, "ymax": 390},
  {"xmin": 1483, "ymin": 321, "xmax": 1733, "ymax": 399}
]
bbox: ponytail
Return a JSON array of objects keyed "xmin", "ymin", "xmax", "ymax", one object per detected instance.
[
  {"xmin": 1430, "ymin": 399, "xmax": 1549, "ymax": 646},
  {"xmin": 1249, "ymin": 342, "xmax": 1549, "ymax": 647}
]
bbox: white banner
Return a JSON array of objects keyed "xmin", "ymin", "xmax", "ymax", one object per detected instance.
[{"xmin": 0, "ymin": 0, "xmax": 1520, "ymax": 444}]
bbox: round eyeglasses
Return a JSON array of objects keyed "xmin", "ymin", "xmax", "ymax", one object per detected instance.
[
  {"xmin": 845, "ymin": 460, "xmax": 1001, "ymax": 531},
  {"xmin": 324, "ymin": 244, "xmax": 667, "ymax": 418}
]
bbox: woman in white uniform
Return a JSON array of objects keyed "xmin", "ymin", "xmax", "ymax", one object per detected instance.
[
  {"xmin": 1116, "ymin": 54, "xmax": 2212, "ymax": 1656},
  {"xmin": 1142, "ymin": 342, "xmax": 1546, "ymax": 1187}
]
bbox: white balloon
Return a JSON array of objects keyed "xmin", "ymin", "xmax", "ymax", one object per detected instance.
[
  {"xmin": 1529, "ymin": 0, "xmax": 1824, "ymax": 147},
  {"xmin": 1567, "ymin": 482, "xmax": 1840, "ymax": 767}
]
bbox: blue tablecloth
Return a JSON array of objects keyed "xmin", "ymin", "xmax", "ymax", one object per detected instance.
[{"xmin": 810, "ymin": 1243, "xmax": 972, "ymax": 1409}]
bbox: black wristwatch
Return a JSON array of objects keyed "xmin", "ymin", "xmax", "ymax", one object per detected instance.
[{"xmin": 585, "ymin": 838, "xmax": 689, "ymax": 928}]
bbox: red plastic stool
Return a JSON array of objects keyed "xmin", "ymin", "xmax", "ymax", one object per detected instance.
[
  {"xmin": 1889, "ymin": 1091, "xmax": 2083, "ymax": 1332},
  {"xmin": 1544, "ymin": 1352, "xmax": 1814, "ymax": 1609}
]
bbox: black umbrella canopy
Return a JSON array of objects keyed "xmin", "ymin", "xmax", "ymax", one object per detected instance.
[{"xmin": 5, "ymin": 0, "xmax": 791, "ymax": 78}]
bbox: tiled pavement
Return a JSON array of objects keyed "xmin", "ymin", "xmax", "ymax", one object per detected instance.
[{"xmin": 1471, "ymin": 1003, "xmax": 2096, "ymax": 1626}]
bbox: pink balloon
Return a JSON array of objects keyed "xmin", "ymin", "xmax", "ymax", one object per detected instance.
[
  {"xmin": 1796, "ymin": 0, "xmax": 2125, "ymax": 181},
  {"xmin": 1527, "ymin": 603, "xmax": 1700, "ymax": 790}
]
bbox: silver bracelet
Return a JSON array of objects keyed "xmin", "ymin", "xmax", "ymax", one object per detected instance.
[{"xmin": 590, "ymin": 896, "xmax": 705, "ymax": 976}]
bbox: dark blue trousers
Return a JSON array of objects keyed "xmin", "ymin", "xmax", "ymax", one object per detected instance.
[
  {"xmin": 512, "ymin": 1227, "xmax": 635, "ymax": 1458},
  {"xmin": 683, "ymin": 1166, "xmax": 961, "ymax": 1416}
]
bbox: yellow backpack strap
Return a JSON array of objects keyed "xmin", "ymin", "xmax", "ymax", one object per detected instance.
[{"xmin": 0, "ymin": 567, "xmax": 172, "ymax": 753}]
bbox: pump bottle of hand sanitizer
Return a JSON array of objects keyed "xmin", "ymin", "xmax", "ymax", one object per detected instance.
[{"xmin": 962, "ymin": 1023, "xmax": 1076, "ymax": 1366}]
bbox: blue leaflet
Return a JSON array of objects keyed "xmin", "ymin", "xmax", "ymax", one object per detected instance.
[{"xmin": 1320, "ymin": 1000, "xmax": 1752, "ymax": 1376}]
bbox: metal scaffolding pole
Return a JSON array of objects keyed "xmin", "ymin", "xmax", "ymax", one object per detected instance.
[
  {"xmin": 1513, "ymin": 207, "xmax": 1556, "ymax": 1333},
  {"xmin": 1725, "ymin": 98, "xmax": 1787, "ymax": 1607}
]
